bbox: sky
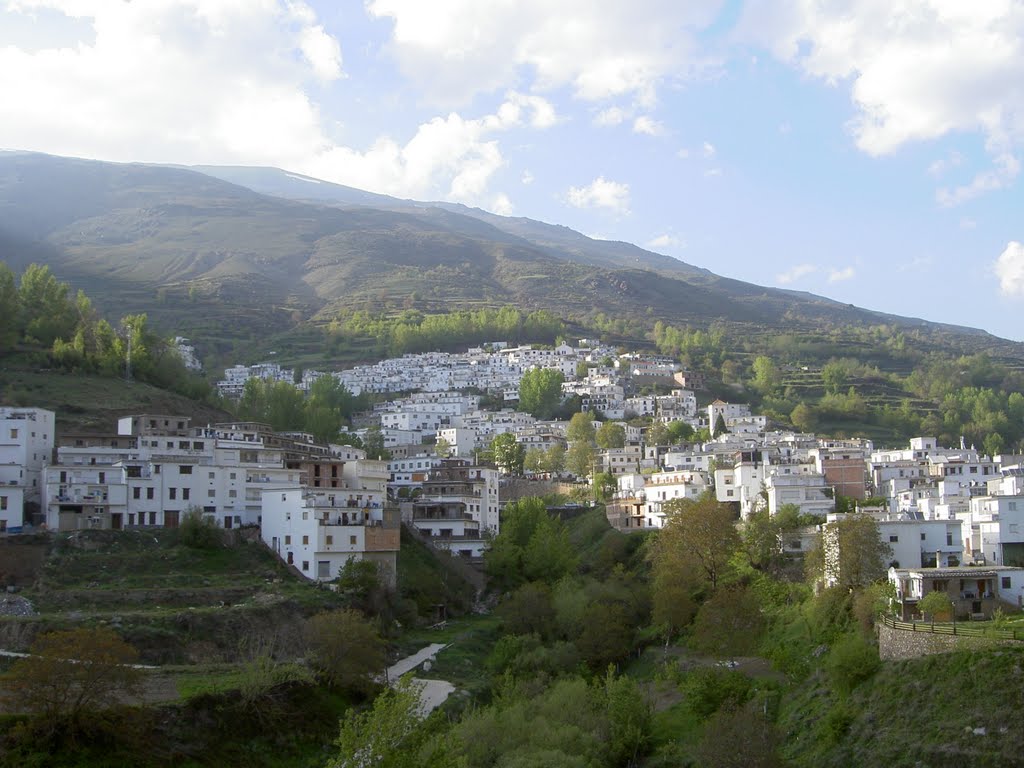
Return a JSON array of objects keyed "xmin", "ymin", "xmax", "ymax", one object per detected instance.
[{"xmin": 1, "ymin": 1, "xmax": 1022, "ymax": 342}]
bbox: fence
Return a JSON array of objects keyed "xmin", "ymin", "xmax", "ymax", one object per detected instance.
[{"xmin": 881, "ymin": 614, "xmax": 1024, "ymax": 642}]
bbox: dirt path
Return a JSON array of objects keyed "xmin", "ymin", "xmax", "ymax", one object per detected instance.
[{"xmin": 386, "ymin": 643, "xmax": 455, "ymax": 716}]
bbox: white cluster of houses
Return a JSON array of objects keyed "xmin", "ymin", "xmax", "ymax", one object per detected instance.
[
  {"xmin": 0, "ymin": 408, "xmax": 501, "ymax": 585},
  {"xmin": 216, "ymin": 340, "xmax": 686, "ymax": 407}
]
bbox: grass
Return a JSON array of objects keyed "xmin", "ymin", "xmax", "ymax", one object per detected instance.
[
  {"xmin": 0, "ymin": 352, "xmax": 230, "ymax": 433},
  {"xmin": 777, "ymin": 646, "xmax": 1024, "ymax": 768}
]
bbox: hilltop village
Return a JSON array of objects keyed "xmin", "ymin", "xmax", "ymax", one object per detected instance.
[{"xmin": 4, "ymin": 339, "xmax": 1024, "ymax": 617}]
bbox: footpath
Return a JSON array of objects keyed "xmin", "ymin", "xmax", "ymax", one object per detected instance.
[{"xmin": 385, "ymin": 643, "xmax": 455, "ymax": 716}]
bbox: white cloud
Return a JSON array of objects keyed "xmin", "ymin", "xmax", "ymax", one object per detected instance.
[
  {"xmin": 567, "ymin": 176, "xmax": 630, "ymax": 214},
  {"xmin": 828, "ymin": 266, "xmax": 855, "ymax": 283},
  {"xmin": 491, "ymin": 193, "xmax": 514, "ymax": 215},
  {"xmin": 994, "ymin": 241, "xmax": 1024, "ymax": 298},
  {"xmin": 646, "ymin": 234, "xmax": 683, "ymax": 250},
  {"xmin": 633, "ymin": 116, "xmax": 664, "ymax": 136},
  {"xmin": 928, "ymin": 150, "xmax": 964, "ymax": 178},
  {"xmin": 676, "ymin": 148, "xmax": 690, "ymax": 159},
  {"xmin": 704, "ymin": 168, "xmax": 722, "ymax": 178},
  {"xmin": 776, "ymin": 264, "xmax": 817, "ymax": 284},
  {"xmin": 0, "ymin": 3, "xmax": 556, "ymax": 213},
  {"xmin": 936, "ymin": 150, "xmax": 1020, "ymax": 207},
  {"xmin": 521, "ymin": 170, "xmax": 534, "ymax": 185},
  {"xmin": 742, "ymin": 1, "xmax": 1024, "ymax": 201},
  {"xmin": 702, "ymin": 141, "xmax": 716, "ymax": 158},
  {"xmin": 595, "ymin": 107, "xmax": 627, "ymax": 126},
  {"xmin": 367, "ymin": 0, "xmax": 723, "ymax": 105}
]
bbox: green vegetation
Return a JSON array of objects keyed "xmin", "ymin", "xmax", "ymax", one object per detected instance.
[
  {"xmin": 0, "ymin": 262, "xmax": 215, "ymax": 403},
  {"xmin": 517, "ymin": 366, "xmax": 566, "ymax": 419},
  {"xmin": 236, "ymin": 375, "xmax": 368, "ymax": 441},
  {"xmin": 330, "ymin": 306, "xmax": 563, "ymax": 358}
]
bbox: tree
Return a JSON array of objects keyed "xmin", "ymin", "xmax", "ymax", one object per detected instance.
[
  {"xmin": 713, "ymin": 413, "xmax": 729, "ymax": 437},
  {"xmin": 646, "ymin": 421, "xmax": 668, "ymax": 447},
  {"xmin": 654, "ymin": 493, "xmax": 740, "ymax": 590},
  {"xmin": 742, "ymin": 504, "xmax": 801, "ymax": 574},
  {"xmin": 813, "ymin": 514, "xmax": 892, "ymax": 589},
  {"xmin": 0, "ymin": 262, "xmax": 17, "ymax": 349},
  {"xmin": 329, "ymin": 677, "xmax": 428, "ymax": 768},
  {"xmin": 363, "ymin": 426, "xmax": 391, "ymax": 460},
  {"xmin": 592, "ymin": 470, "xmax": 617, "ymax": 502},
  {"xmin": 485, "ymin": 498, "xmax": 577, "ymax": 590},
  {"xmin": 821, "ymin": 360, "xmax": 849, "ymax": 395},
  {"xmin": 665, "ymin": 420, "xmax": 695, "ymax": 444},
  {"xmin": 751, "ymin": 355, "xmax": 781, "ymax": 396},
  {"xmin": 16, "ymin": 263, "xmax": 76, "ymax": 346},
  {"xmin": 542, "ymin": 443, "xmax": 566, "ymax": 474},
  {"xmin": 689, "ymin": 586, "xmax": 766, "ymax": 656},
  {"xmin": 596, "ymin": 422, "xmax": 626, "ymax": 449},
  {"xmin": 3, "ymin": 628, "xmax": 143, "ymax": 731},
  {"xmin": 491, "ymin": 432, "xmax": 526, "ymax": 475},
  {"xmin": 565, "ymin": 441, "xmax": 596, "ymax": 477},
  {"xmin": 566, "ymin": 411, "xmax": 596, "ymax": 443},
  {"xmin": 435, "ymin": 437, "xmax": 453, "ymax": 459},
  {"xmin": 518, "ymin": 368, "xmax": 565, "ymax": 419},
  {"xmin": 790, "ymin": 402, "xmax": 818, "ymax": 432},
  {"xmin": 307, "ymin": 608, "xmax": 386, "ymax": 694}
]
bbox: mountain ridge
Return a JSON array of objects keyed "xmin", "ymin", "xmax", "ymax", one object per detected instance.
[{"xmin": 0, "ymin": 151, "xmax": 1018, "ymax": 361}]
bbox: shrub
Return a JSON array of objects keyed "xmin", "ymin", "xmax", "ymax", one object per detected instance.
[
  {"xmin": 918, "ymin": 590, "xmax": 953, "ymax": 621},
  {"xmin": 825, "ymin": 632, "xmax": 880, "ymax": 694},
  {"xmin": 682, "ymin": 667, "xmax": 753, "ymax": 719},
  {"xmin": 178, "ymin": 507, "xmax": 223, "ymax": 549}
]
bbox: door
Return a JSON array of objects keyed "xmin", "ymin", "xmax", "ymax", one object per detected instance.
[
  {"xmin": 223, "ymin": 516, "xmax": 233, "ymax": 529},
  {"xmin": 111, "ymin": 513, "xmax": 122, "ymax": 530},
  {"xmin": 164, "ymin": 510, "xmax": 180, "ymax": 528}
]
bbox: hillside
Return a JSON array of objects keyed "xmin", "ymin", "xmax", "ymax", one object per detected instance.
[{"xmin": 2, "ymin": 152, "xmax": 1021, "ymax": 365}]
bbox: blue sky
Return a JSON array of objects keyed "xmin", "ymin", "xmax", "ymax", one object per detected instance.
[{"xmin": 1, "ymin": 0, "xmax": 1022, "ymax": 341}]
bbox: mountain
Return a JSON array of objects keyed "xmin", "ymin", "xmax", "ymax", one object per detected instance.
[{"xmin": 0, "ymin": 151, "xmax": 1019, "ymax": 361}]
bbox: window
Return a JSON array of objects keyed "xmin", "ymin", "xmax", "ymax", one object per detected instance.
[
  {"xmin": 207, "ymin": 489, "xmax": 215, "ymax": 498},
  {"xmin": 154, "ymin": 465, "xmax": 161, "ymax": 474},
  {"xmin": 133, "ymin": 487, "xmax": 141, "ymax": 499},
  {"xmin": 1002, "ymin": 577, "xmax": 1012, "ymax": 589},
  {"xmin": 179, "ymin": 465, "xmax": 192, "ymax": 475},
  {"xmin": 169, "ymin": 488, "xmax": 177, "ymax": 500},
  {"xmin": 228, "ymin": 490, "xmax": 237, "ymax": 498},
  {"xmin": 147, "ymin": 487, "xmax": 154, "ymax": 500},
  {"xmin": 302, "ymin": 535, "xmax": 309, "ymax": 545},
  {"xmin": 208, "ymin": 472, "xmax": 216, "ymax": 480},
  {"xmin": 9, "ymin": 428, "xmax": 17, "ymax": 439},
  {"xmin": 1010, "ymin": 502, "xmax": 1018, "ymax": 512},
  {"xmin": 0, "ymin": 496, "xmax": 6, "ymax": 510},
  {"xmin": 285, "ymin": 535, "xmax": 291, "ymax": 545},
  {"xmin": 302, "ymin": 561, "xmax": 309, "ymax": 571},
  {"xmin": 182, "ymin": 488, "xmax": 190, "ymax": 501},
  {"xmin": 98, "ymin": 472, "xmax": 105, "ymax": 484},
  {"xmin": 947, "ymin": 532, "xmax": 954, "ymax": 546},
  {"xmin": 889, "ymin": 535, "xmax": 899, "ymax": 543},
  {"xmin": 326, "ymin": 535, "xmax": 333, "ymax": 545},
  {"xmin": 920, "ymin": 533, "xmax": 926, "ymax": 541},
  {"xmin": 350, "ymin": 535, "xmax": 357, "ymax": 545},
  {"xmin": 229, "ymin": 472, "xmax": 236, "ymax": 480}
]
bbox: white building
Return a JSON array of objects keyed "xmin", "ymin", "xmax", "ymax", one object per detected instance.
[
  {"xmin": 407, "ymin": 460, "xmax": 499, "ymax": 558},
  {"xmin": 0, "ymin": 407, "xmax": 55, "ymax": 531}
]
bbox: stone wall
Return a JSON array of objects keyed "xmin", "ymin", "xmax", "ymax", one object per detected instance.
[{"xmin": 878, "ymin": 621, "xmax": 1018, "ymax": 661}]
